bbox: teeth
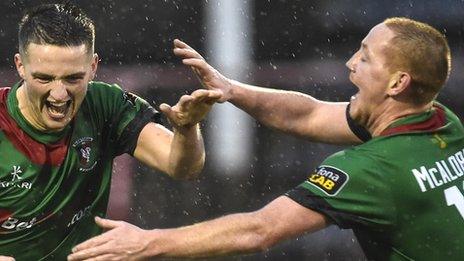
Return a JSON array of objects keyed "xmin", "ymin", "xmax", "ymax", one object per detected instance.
[
  {"xmin": 50, "ymin": 102, "xmax": 67, "ymax": 107},
  {"xmin": 50, "ymin": 105, "xmax": 66, "ymax": 114},
  {"xmin": 46, "ymin": 101, "xmax": 70, "ymax": 118}
]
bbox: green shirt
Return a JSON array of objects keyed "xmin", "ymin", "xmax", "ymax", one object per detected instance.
[
  {"xmin": 0, "ymin": 81, "xmax": 159, "ymax": 260},
  {"xmin": 287, "ymin": 103, "xmax": 464, "ymax": 260}
]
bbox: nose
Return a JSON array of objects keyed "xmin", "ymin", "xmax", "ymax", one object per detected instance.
[
  {"xmin": 49, "ymin": 80, "xmax": 70, "ymax": 101},
  {"xmin": 346, "ymin": 51, "xmax": 358, "ymax": 72}
]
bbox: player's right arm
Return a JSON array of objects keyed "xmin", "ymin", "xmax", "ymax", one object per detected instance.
[
  {"xmin": 68, "ymin": 196, "xmax": 328, "ymax": 260},
  {"xmin": 0, "ymin": 256, "xmax": 15, "ymax": 260},
  {"xmin": 173, "ymin": 39, "xmax": 362, "ymax": 145}
]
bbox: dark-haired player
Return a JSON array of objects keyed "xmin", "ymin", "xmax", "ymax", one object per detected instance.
[{"xmin": 0, "ymin": 3, "xmax": 221, "ymax": 260}]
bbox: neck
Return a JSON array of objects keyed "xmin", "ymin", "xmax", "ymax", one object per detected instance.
[
  {"xmin": 366, "ymin": 100, "xmax": 433, "ymax": 137},
  {"xmin": 16, "ymin": 84, "xmax": 48, "ymax": 132}
]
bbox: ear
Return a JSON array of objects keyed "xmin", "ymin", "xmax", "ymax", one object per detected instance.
[
  {"xmin": 90, "ymin": 53, "xmax": 99, "ymax": 80},
  {"xmin": 386, "ymin": 71, "xmax": 411, "ymax": 96},
  {"xmin": 14, "ymin": 53, "xmax": 26, "ymax": 79}
]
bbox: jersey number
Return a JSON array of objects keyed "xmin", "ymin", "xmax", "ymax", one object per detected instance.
[{"xmin": 445, "ymin": 185, "xmax": 464, "ymax": 219}]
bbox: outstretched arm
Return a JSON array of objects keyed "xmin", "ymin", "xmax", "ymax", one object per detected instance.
[
  {"xmin": 68, "ymin": 196, "xmax": 328, "ymax": 260},
  {"xmin": 173, "ymin": 39, "xmax": 361, "ymax": 144},
  {"xmin": 133, "ymin": 89, "xmax": 221, "ymax": 179}
]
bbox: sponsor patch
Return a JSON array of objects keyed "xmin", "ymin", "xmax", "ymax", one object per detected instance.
[{"xmin": 306, "ymin": 165, "xmax": 349, "ymax": 196}]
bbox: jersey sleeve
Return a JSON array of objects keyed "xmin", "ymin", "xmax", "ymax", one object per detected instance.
[
  {"xmin": 285, "ymin": 149, "xmax": 395, "ymax": 232},
  {"xmin": 87, "ymin": 82, "xmax": 161, "ymax": 156},
  {"xmin": 346, "ymin": 103, "xmax": 372, "ymax": 142}
]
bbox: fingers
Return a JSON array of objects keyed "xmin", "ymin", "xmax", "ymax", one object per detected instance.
[
  {"xmin": 72, "ymin": 234, "xmax": 109, "ymax": 254},
  {"xmin": 191, "ymin": 89, "xmax": 222, "ymax": 105},
  {"xmin": 178, "ymin": 95, "xmax": 195, "ymax": 111},
  {"xmin": 71, "ymin": 218, "xmax": 123, "ymax": 254},
  {"xmin": 68, "ymin": 242, "xmax": 112, "ymax": 261},
  {"xmin": 173, "ymin": 47, "xmax": 202, "ymax": 60},
  {"xmin": 176, "ymin": 90, "xmax": 222, "ymax": 109},
  {"xmin": 181, "ymin": 58, "xmax": 207, "ymax": 68},
  {"xmin": 173, "ymin": 38, "xmax": 189, "ymax": 48},
  {"xmin": 173, "ymin": 39, "xmax": 203, "ymax": 60},
  {"xmin": 159, "ymin": 103, "xmax": 174, "ymax": 120},
  {"xmin": 159, "ymin": 90, "xmax": 221, "ymax": 128},
  {"xmin": 95, "ymin": 216, "xmax": 122, "ymax": 230}
]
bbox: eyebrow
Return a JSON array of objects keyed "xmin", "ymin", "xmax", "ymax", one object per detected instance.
[
  {"xmin": 31, "ymin": 72, "xmax": 86, "ymax": 79},
  {"xmin": 63, "ymin": 72, "xmax": 86, "ymax": 79},
  {"xmin": 31, "ymin": 72, "xmax": 54, "ymax": 79}
]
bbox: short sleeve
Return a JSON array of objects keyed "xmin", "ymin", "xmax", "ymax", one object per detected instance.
[
  {"xmin": 285, "ymin": 150, "xmax": 395, "ymax": 231},
  {"xmin": 86, "ymin": 82, "xmax": 161, "ymax": 156},
  {"xmin": 112, "ymin": 91, "xmax": 161, "ymax": 155}
]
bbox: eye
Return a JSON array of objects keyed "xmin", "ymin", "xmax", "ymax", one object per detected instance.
[
  {"xmin": 65, "ymin": 77, "xmax": 83, "ymax": 84},
  {"xmin": 35, "ymin": 76, "xmax": 53, "ymax": 84}
]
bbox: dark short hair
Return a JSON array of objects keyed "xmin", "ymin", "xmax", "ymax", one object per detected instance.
[
  {"xmin": 383, "ymin": 17, "xmax": 451, "ymax": 104},
  {"xmin": 18, "ymin": 2, "xmax": 95, "ymax": 56}
]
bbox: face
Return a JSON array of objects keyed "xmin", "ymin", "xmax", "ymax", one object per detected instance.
[
  {"xmin": 15, "ymin": 43, "xmax": 98, "ymax": 132},
  {"xmin": 345, "ymin": 23, "xmax": 396, "ymax": 126}
]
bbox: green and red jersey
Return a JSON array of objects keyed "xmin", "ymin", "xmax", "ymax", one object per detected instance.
[
  {"xmin": 287, "ymin": 103, "xmax": 464, "ymax": 260},
  {"xmin": 0, "ymin": 81, "xmax": 159, "ymax": 260}
]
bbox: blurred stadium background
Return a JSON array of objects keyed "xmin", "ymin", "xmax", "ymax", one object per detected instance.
[{"xmin": 0, "ymin": 1, "xmax": 463, "ymax": 260}]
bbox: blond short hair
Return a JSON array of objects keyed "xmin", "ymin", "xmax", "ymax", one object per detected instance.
[{"xmin": 383, "ymin": 17, "xmax": 451, "ymax": 104}]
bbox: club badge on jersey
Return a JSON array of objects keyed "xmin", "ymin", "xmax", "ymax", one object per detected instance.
[
  {"xmin": 72, "ymin": 137, "xmax": 98, "ymax": 173},
  {"xmin": 306, "ymin": 165, "xmax": 349, "ymax": 196}
]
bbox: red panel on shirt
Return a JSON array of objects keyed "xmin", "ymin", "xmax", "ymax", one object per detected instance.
[
  {"xmin": 380, "ymin": 105, "xmax": 446, "ymax": 137},
  {"xmin": 0, "ymin": 88, "xmax": 69, "ymax": 166}
]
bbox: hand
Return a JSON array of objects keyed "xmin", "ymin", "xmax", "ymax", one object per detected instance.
[
  {"xmin": 67, "ymin": 217, "xmax": 151, "ymax": 261},
  {"xmin": 0, "ymin": 256, "xmax": 15, "ymax": 261},
  {"xmin": 173, "ymin": 39, "xmax": 232, "ymax": 102},
  {"xmin": 159, "ymin": 89, "xmax": 221, "ymax": 129}
]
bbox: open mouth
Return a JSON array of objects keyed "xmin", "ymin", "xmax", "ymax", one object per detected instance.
[{"xmin": 45, "ymin": 100, "xmax": 72, "ymax": 120}]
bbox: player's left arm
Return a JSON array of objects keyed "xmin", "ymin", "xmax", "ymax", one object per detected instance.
[
  {"xmin": 68, "ymin": 196, "xmax": 328, "ymax": 260},
  {"xmin": 133, "ymin": 89, "xmax": 221, "ymax": 179}
]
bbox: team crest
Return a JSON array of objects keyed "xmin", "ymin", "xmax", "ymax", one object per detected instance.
[
  {"xmin": 72, "ymin": 137, "xmax": 98, "ymax": 172},
  {"xmin": 306, "ymin": 165, "xmax": 349, "ymax": 196}
]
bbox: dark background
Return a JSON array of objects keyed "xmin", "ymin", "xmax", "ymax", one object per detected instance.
[{"xmin": 1, "ymin": 1, "xmax": 463, "ymax": 260}]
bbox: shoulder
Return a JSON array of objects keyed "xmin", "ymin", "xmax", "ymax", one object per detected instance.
[
  {"xmin": 86, "ymin": 81, "xmax": 150, "ymax": 107},
  {"xmin": 83, "ymin": 81, "xmax": 132, "ymax": 108},
  {"xmin": 318, "ymin": 140, "xmax": 400, "ymax": 182},
  {"xmin": 305, "ymin": 147, "xmax": 383, "ymax": 196},
  {"xmin": 87, "ymin": 81, "xmax": 124, "ymax": 97},
  {"xmin": 323, "ymin": 145, "xmax": 380, "ymax": 171},
  {"xmin": 434, "ymin": 101, "xmax": 462, "ymax": 125}
]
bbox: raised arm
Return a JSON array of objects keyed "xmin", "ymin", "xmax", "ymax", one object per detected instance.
[
  {"xmin": 68, "ymin": 196, "xmax": 328, "ymax": 260},
  {"xmin": 173, "ymin": 39, "xmax": 361, "ymax": 144},
  {"xmin": 133, "ymin": 89, "xmax": 221, "ymax": 180}
]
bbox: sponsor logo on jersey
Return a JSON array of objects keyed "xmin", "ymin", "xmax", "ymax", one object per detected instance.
[
  {"xmin": 306, "ymin": 165, "xmax": 349, "ymax": 196},
  {"xmin": 72, "ymin": 137, "xmax": 98, "ymax": 172},
  {"xmin": 67, "ymin": 205, "xmax": 92, "ymax": 228},
  {"xmin": 0, "ymin": 165, "xmax": 33, "ymax": 190},
  {"xmin": 0, "ymin": 216, "xmax": 37, "ymax": 233},
  {"xmin": 0, "ymin": 211, "xmax": 55, "ymax": 234}
]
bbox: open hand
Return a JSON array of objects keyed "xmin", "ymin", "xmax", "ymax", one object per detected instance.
[
  {"xmin": 67, "ymin": 217, "xmax": 150, "ymax": 261},
  {"xmin": 173, "ymin": 39, "xmax": 232, "ymax": 102},
  {"xmin": 159, "ymin": 89, "xmax": 221, "ymax": 129}
]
